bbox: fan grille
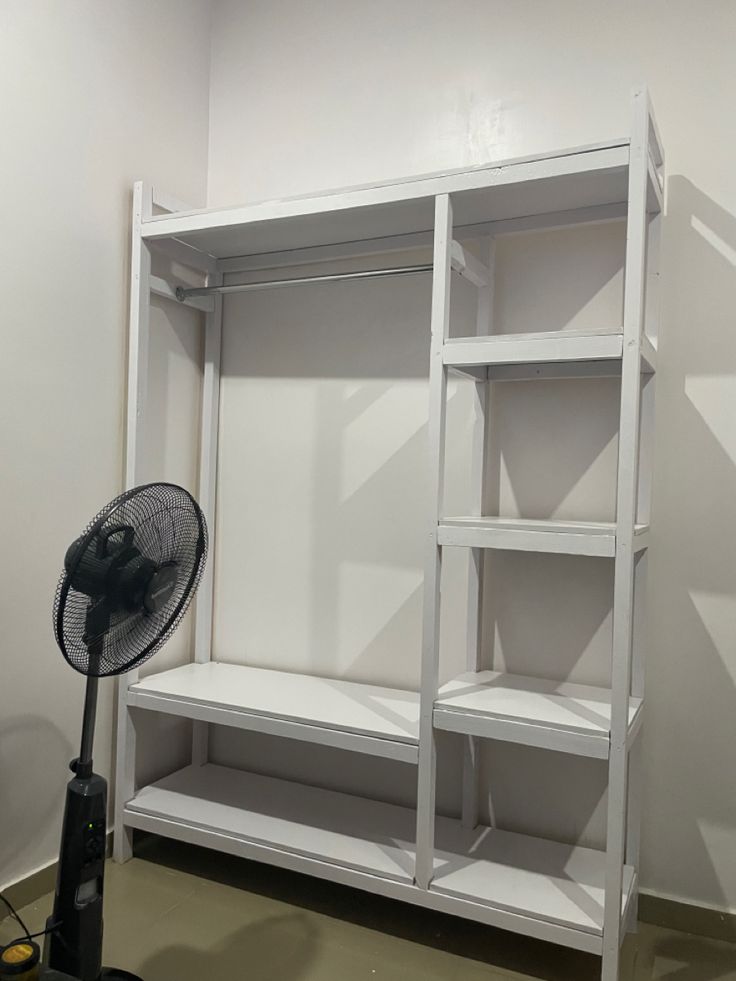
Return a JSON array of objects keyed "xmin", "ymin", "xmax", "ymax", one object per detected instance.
[{"xmin": 53, "ymin": 483, "xmax": 208, "ymax": 677}]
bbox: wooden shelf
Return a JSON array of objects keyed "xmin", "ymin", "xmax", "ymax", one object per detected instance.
[
  {"xmin": 128, "ymin": 662, "xmax": 420, "ymax": 764},
  {"xmin": 438, "ymin": 517, "xmax": 650, "ymax": 557},
  {"xmin": 140, "ymin": 143, "xmax": 630, "ymax": 260},
  {"xmin": 435, "ymin": 671, "xmax": 642, "ymax": 758},
  {"xmin": 124, "ymin": 763, "xmax": 634, "ymax": 952},
  {"xmin": 443, "ymin": 329, "xmax": 658, "ymax": 381},
  {"xmin": 445, "ymin": 328, "xmax": 623, "ymax": 366}
]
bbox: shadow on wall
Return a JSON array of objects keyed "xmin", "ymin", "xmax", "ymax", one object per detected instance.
[
  {"xmin": 0, "ymin": 714, "xmax": 73, "ymax": 881},
  {"xmin": 640, "ymin": 175, "xmax": 736, "ymax": 910}
]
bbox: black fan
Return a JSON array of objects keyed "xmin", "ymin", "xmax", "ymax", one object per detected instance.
[{"xmin": 45, "ymin": 483, "xmax": 207, "ymax": 981}]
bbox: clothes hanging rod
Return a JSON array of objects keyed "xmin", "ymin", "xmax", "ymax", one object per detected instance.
[{"xmin": 175, "ymin": 263, "xmax": 434, "ymax": 301}]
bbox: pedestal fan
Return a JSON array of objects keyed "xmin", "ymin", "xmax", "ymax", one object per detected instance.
[{"xmin": 45, "ymin": 482, "xmax": 208, "ymax": 981}]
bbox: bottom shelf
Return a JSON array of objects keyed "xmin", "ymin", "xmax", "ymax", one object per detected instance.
[{"xmin": 124, "ymin": 763, "xmax": 634, "ymax": 953}]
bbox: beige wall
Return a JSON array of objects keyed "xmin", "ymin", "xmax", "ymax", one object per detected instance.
[
  {"xmin": 207, "ymin": 0, "xmax": 736, "ymax": 914},
  {"xmin": 0, "ymin": 1, "xmax": 211, "ymax": 891}
]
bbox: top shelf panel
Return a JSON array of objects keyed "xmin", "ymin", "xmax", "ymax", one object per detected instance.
[{"xmin": 141, "ymin": 143, "xmax": 630, "ymax": 260}]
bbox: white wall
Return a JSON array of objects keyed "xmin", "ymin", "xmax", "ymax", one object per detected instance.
[
  {"xmin": 0, "ymin": 0, "xmax": 212, "ymax": 891},
  {"xmin": 207, "ymin": 0, "xmax": 736, "ymax": 915}
]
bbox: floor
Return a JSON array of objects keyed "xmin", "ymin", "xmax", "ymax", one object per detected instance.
[{"xmin": 2, "ymin": 837, "xmax": 735, "ymax": 981}]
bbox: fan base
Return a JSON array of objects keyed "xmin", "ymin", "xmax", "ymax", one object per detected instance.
[{"xmin": 100, "ymin": 970, "xmax": 145, "ymax": 980}]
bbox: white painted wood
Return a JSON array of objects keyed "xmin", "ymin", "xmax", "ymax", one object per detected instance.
[
  {"xmin": 625, "ymin": 537, "xmax": 650, "ymax": 934},
  {"xmin": 621, "ymin": 872, "xmax": 640, "ymax": 939},
  {"xmin": 120, "ymin": 108, "xmax": 662, "ymax": 972},
  {"xmin": 149, "ymin": 138, "xmax": 629, "ymax": 223},
  {"xmin": 124, "ymin": 762, "xmax": 633, "ymax": 947},
  {"xmin": 140, "ymin": 145, "xmax": 630, "ymax": 259},
  {"xmin": 477, "ymin": 202, "xmax": 627, "ymax": 238},
  {"xmin": 630, "ymin": 150, "xmax": 661, "ymax": 927},
  {"xmin": 129, "ymin": 762, "xmax": 414, "ymax": 882},
  {"xmin": 151, "ymin": 187, "xmax": 196, "ymax": 216},
  {"xmin": 602, "ymin": 87, "xmax": 651, "ymax": 981},
  {"xmin": 439, "ymin": 517, "xmax": 650, "ymax": 558},
  {"xmin": 129, "ymin": 661, "xmax": 419, "ymax": 756},
  {"xmin": 435, "ymin": 671, "xmax": 642, "ymax": 758},
  {"xmin": 486, "ymin": 361, "xmax": 621, "ymax": 382},
  {"xmin": 645, "ymin": 213, "xmax": 662, "ymax": 350},
  {"xmin": 149, "ymin": 274, "xmax": 215, "ymax": 313},
  {"xmin": 113, "ymin": 180, "xmax": 152, "ymax": 864},
  {"xmin": 450, "ymin": 239, "xmax": 490, "ymax": 287},
  {"xmin": 191, "ymin": 270, "xmax": 224, "ymax": 767},
  {"xmin": 148, "ymin": 236, "xmax": 219, "ymax": 274},
  {"xmin": 646, "ymin": 95, "xmax": 665, "ymax": 171},
  {"xmin": 124, "ymin": 806, "xmax": 602, "ymax": 955},
  {"xmin": 217, "ymin": 203, "xmax": 627, "ymax": 277},
  {"xmin": 129, "ymin": 689, "xmax": 418, "ymax": 764},
  {"xmin": 430, "ymin": 824, "xmax": 635, "ymax": 939},
  {"xmin": 444, "ymin": 329, "xmax": 623, "ymax": 367},
  {"xmin": 193, "ymin": 273, "xmax": 223, "ymax": 665},
  {"xmin": 446, "ymin": 364, "xmax": 488, "ymax": 383},
  {"xmin": 647, "ymin": 157, "xmax": 664, "ymax": 214},
  {"xmin": 218, "ymin": 230, "xmax": 435, "ymax": 273},
  {"xmin": 415, "ymin": 194, "xmax": 453, "ymax": 890},
  {"xmin": 462, "ymin": 236, "xmax": 494, "ymax": 830},
  {"xmin": 640, "ymin": 336, "xmax": 657, "ymax": 374}
]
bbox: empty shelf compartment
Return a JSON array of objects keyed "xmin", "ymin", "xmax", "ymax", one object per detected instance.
[
  {"xmin": 435, "ymin": 671, "xmax": 642, "ymax": 757},
  {"xmin": 128, "ymin": 661, "xmax": 420, "ymax": 763},
  {"xmin": 124, "ymin": 763, "xmax": 634, "ymax": 946},
  {"xmin": 438, "ymin": 517, "xmax": 650, "ymax": 557}
]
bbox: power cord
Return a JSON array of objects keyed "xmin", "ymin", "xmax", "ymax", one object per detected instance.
[
  {"xmin": 0, "ymin": 893, "xmax": 31, "ymax": 941},
  {"xmin": 1, "ymin": 891, "xmax": 63, "ymax": 956}
]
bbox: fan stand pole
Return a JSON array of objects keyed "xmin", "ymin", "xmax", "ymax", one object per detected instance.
[
  {"xmin": 78, "ymin": 611, "xmax": 104, "ymax": 777},
  {"xmin": 77, "ymin": 673, "xmax": 99, "ymax": 779}
]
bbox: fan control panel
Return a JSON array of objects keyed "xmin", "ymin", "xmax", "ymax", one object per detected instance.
[{"xmin": 82, "ymin": 818, "xmax": 106, "ymax": 866}]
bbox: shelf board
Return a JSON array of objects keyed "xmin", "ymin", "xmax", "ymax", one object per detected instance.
[
  {"xmin": 140, "ymin": 143, "xmax": 629, "ymax": 260},
  {"xmin": 124, "ymin": 763, "xmax": 634, "ymax": 949},
  {"xmin": 438, "ymin": 517, "xmax": 650, "ymax": 557},
  {"xmin": 443, "ymin": 329, "xmax": 658, "ymax": 381},
  {"xmin": 434, "ymin": 671, "xmax": 642, "ymax": 758},
  {"xmin": 128, "ymin": 662, "xmax": 420, "ymax": 764},
  {"xmin": 444, "ymin": 328, "xmax": 623, "ymax": 368}
]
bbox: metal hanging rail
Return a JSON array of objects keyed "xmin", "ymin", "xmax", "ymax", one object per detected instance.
[{"xmin": 175, "ymin": 263, "xmax": 433, "ymax": 301}]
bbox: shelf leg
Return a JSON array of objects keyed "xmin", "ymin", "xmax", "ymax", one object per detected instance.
[
  {"xmin": 602, "ymin": 87, "xmax": 651, "ymax": 981},
  {"xmin": 415, "ymin": 194, "xmax": 453, "ymax": 890},
  {"xmin": 113, "ymin": 180, "xmax": 152, "ymax": 864}
]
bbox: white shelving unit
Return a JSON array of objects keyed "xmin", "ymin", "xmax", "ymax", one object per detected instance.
[{"xmin": 115, "ymin": 88, "xmax": 663, "ymax": 981}]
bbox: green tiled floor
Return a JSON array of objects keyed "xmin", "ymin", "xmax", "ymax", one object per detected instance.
[{"xmin": 2, "ymin": 838, "xmax": 735, "ymax": 980}]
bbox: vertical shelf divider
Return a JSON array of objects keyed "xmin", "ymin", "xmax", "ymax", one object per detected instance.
[
  {"xmin": 415, "ymin": 193, "xmax": 453, "ymax": 890},
  {"xmin": 113, "ymin": 179, "xmax": 152, "ymax": 863},
  {"xmin": 602, "ymin": 87, "xmax": 654, "ymax": 981},
  {"xmin": 192, "ymin": 269, "xmax": 224, "ymax": 767},
  {"xmin": 462, "ymin": 235, "xmax": 495, "ymax": 831}
]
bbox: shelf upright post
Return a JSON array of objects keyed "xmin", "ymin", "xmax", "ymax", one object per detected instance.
[
  {"xmin": 192, "ymin": 269, "xmax": 224, "ymax": 767},
  {"xmin": 462, "ymin": 236, "xmax": 495, "ymax": 831},
  {"xmin": 113, "ymin": 180, "xmax": 153, "ymax": 863},
  {"xmin": 625, "ymin": 116, "xmax": 663, "ymax": 931},
  {"xmin": 415, "ymin": 193, "xmax": 453, "ymax": 890},
  {"xmin": 601, "ymin": 88, "xmax": 652, "ymax": 979}
]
